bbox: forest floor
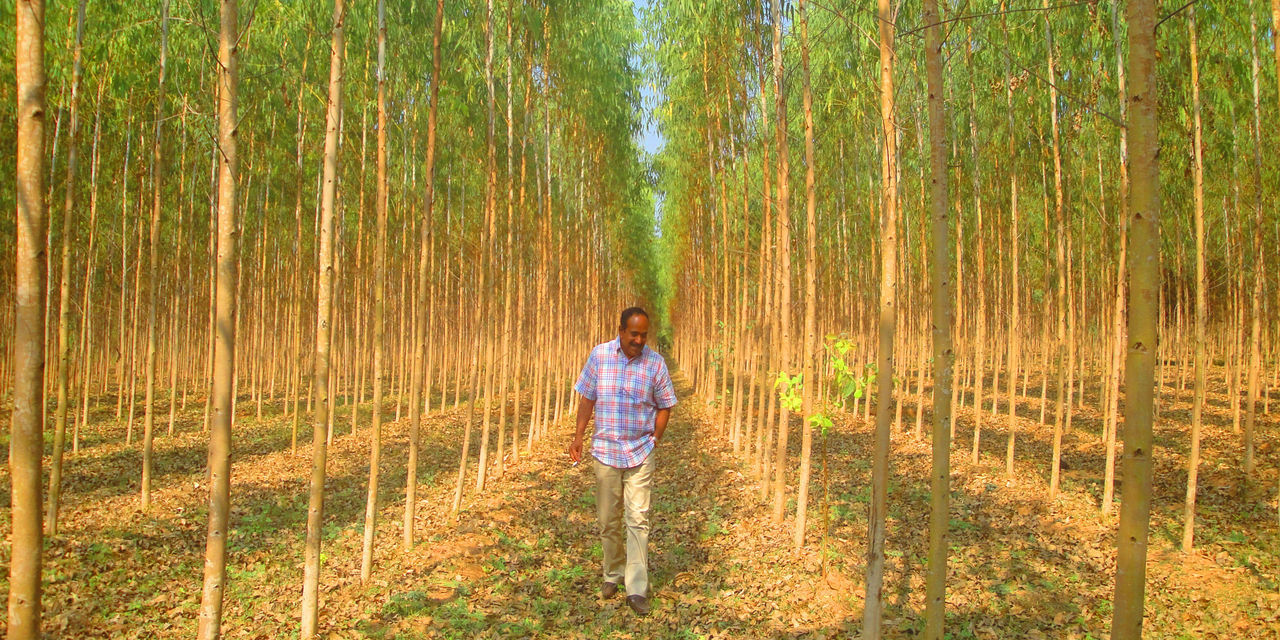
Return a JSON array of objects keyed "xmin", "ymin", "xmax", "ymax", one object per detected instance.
[{"xmin": 0, "ymin": 367, "xmax": 1278, "ymax": 639}]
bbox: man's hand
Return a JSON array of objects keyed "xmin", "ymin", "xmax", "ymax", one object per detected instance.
[
  {"xmin": 570, "ymin": 396, "xmax": 595, "ymax": 464},
  {"xmin": 653, "ymin": 407, "xmax": 672, "ymax": 445}
]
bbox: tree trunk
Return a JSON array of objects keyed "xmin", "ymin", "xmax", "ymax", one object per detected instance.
[
  {"xmin": 75, "ymin": 80, "xmax": 106, "ymax": 455},
  {"xmin": 1003, "ymin": 1, "xmax": 1020, "ymax": 476},
  {"xmin": 301, "ymin": 1, "xmax": 346, "ymax": 635},
  {"xmin": 966, "ymin": 33, "xmax": 985, "ymax": 466},
  {"xmin": 1182, "ymin": 5, "xmax": 1206, "ymax": 553},
  {"xmin": 10, "ymin": 1, "xmax": 48, "ymax": 636},
  {"xmin": 863, "ymin": 0, "xmax": 897, "ymax": 634},
  {"xmin": 361, "ymin": 0, "xmax": 390, "ymax": 585},
  {"xmin": 167, "ymin": 114, "xmax": 189, "ymax": 436},
  {"xmin": 196, "ymin": 1, "xmax": 239, "ymax": 634},
  {"xmin": 769, "ymin": 0, "xmax": 793, "ymax": 526},
  {"xmin": 140, "ymin": 0, "xmax": 172, "ymax": 511},
  {"xmin": 47, "ymin": 0, "xmax": 87, "ymax": 537},
  {"xmin": 1243, "ymin": 0, "xmax": 1264, "ymax": 478},
  {"xmin": 923, "ymin": 0, "xmax": 955, "ymax": 633},
  {"xmin": 1271, "ymin": 0, "xmax": 1279, "ymax": 524},
  {"xmin": 406, "ymin": 0, "xmax": 444, "ymax": 546},
  {"xmin": 1112, "ymin": 0, "xmax": 1160, "ymax": 635},
  {"xmin": 1103, "ymin": 0, "xmax": 1130, "ymax": 515},
  {"xmin": 793, "ymin": 0, "xmax": 818, "ymax": 550},
  {"xmin": 1045, "ymin": 0, "xmax": 1068, "ymax": 500}
]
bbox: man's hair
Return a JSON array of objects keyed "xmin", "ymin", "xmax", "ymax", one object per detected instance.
[{"xmin": 619, "ymin": 306, "xmax": 649, "ymax": 329}]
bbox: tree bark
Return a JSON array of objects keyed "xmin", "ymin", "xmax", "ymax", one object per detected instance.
[
  {"xmin": 196, "ymin": 0, "xmax": 239, "ymax": 635},
  {"xmin": 140, "ymin": 0, "xmax": 172, "ymax": 511},
  {"xmin": 923, "ymin": 0, "xmax": 954, "ymax": 633},
  {"xmin": 75, "ymin": 80, "xmax": 106, "ymax": 456},
  {"xmin": 10, "ymin": 0, "xmax": 48, "ymax": 637},
  {"xmin": 769, "ymin": 0, "xmax": 793, "ymax": 526},
  {"xmin": 405, "ymin": 0, "xmax": 444, "ymax": 547},
  {"xmin": 1243, "ymin": 0, "xmax": 1264, "ymax": 478},
  {"xmin": 362, "ymin": 0, "xmax": 390, "ymax": 584},
  {"xmin": 301, "ymin": 1, "xmax": 346, "ymax": 635},
  {"xmin": 1045, "ymin": 0, "xmax": 1068, "ymax": 500},
  {"xmin": 793, "ymin": 0, "xmax": 818, "ymax": 550},
  {"xmin": 1182, "ymin": 5, "xmax": 1206, "ymax": 553},
  {"xmin": 1112, "ymin": 0, "xmax": 1160, "ymax": 635},
  {"xmin": 1103, "ymin": 0, "xmax": 1130, "ymax": 515},
  {"xmin": 863, "ymin": 0, "xmax": 898, "ymax": 634},
  {"xmin": 1003, "ymin": 1, "xmax": 1020, "ymax": 477},
  {"xmin": 47, "ymin": 0, "xmax": 87, "ymax": 537}
]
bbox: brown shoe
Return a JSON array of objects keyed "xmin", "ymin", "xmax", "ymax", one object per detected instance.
[
  {"xmin": 601, "ymin": 582, "xmax": 620, "ymax": 599},
  {"xmin": 626, "ymin": 594, "xmax": 650, "ymax": 616}
]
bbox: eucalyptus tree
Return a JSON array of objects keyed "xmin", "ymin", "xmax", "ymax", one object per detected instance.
[
  {"xmin": 362, "ymin": 0, "xmax": 392, "ymax": 584},
  {"xmin": 197, "ymin": 0, "xmax": 240, "ymax": 635},
  {"xmin": 792, "ymin": 0, "xmax": 818, "ymax": 550},
  {"xmin": 768, "ymin": 0, "xmax": 794, "ymax": 528},
  {"xmin": 301, "ymin": 1, "xmax": 347, "ymax": 636},
  {"xmin": 404, "ymin": 0, "xmax": 445, "ymax": 551},
  {"xmin": 1242, "ymin": 0, "xmax": 1264, "ymax": 478},
  {"xmin": 11, "ymin": 1, "xmax": 48, "ymax": 637},
  {"xmin": 1182, "ymin": 4, "xmax": 1207, "ymax": 553},
  {"xmin": 922, "ymin": 0, "xmax": 954, "ymax": 634},
  {"xmin": 1112, "ymin": 0, "xmax": 1160, "ymax": 635},
  {"xmin": 47, "ymin": 0, "xmax": 88, "ymax": 536},
  {"xmin": 863, "ymin": 0, "xmax": 899, "ymax": 634},
  {"xmin": 139, "ymin": 0, "xmax": 172, "ymax": 511}
]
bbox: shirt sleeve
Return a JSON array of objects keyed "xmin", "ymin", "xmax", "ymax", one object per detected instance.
[
  {"xmin": 574, "ymin": 350, "xmax": 599, "ymax": 402},
  {"xmin": 652, "ymin": 358, "xmax": 677, "ymax": 410}
]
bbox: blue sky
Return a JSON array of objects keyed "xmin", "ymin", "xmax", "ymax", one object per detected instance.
[{"xmin": 631, "ymin": 0, "xmax": 665, "ymax": 158}]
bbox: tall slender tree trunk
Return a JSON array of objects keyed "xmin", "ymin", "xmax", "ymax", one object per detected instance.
[
  {"xmin": 301, "ymin": 2, "xmax": 346, "ymax": 635},
  {"xmin": 140, "ymin": 0, "xmax": 171, "ymax": 511},
  {"xmin": 793, "ymin": 0, "xmax": 818, "ymax": 550},
  {"xmin": 1243, "ymin": 0, "xmax": 1264, "ymax": 478},
  {"xmin": 863, "ymin": 0, "xmax": 898, "ymax": 634},
  {"xmin": 290, "ymin": 36, "xmax": 313, "ymax": 452},
  {"xmin": 769, "ymin": 0, "xmax": 793, "ymax": 525},
  {"xmin": 1182, "ymin": 6, "xmax": 1207, "ymax": 553},
  {"xmin": 118, "ymin": 116, "xmax": 134, "ymax": 421},
  {"xmin": 1045, "ymin": 0, "xmax": 1068, "ymax": 500},
  {"xmin": 495, "ymin": 0, "xmax": 517, "ymax": 481},
  {"xmin": 1103, "ymin": 0, "xmax": 1130, "ymax": 515},
  {"xmin": 406, "ymin": 0, "xmax": 444, "ymax": 544},
  {"xmin": 10, "ymin": 1, "xmax": 48, "ymax": 637},
  {"xmin": 923, "ymin": 0, "xmax": 955, "ymax": 633},
  {"xmin": 361, "ymin": 0, "xmax": 390, "ymax": 584},
  {"xmin": 1003, "ymin": 2, "xmax": 1020, "ymax": 476},
  {"xmin": 75, "ymin": 80, "xmax": 106, "ymax": 455},
  {"xmin": 47, "ymin": 0, "xmax": 87, "ymax": 537},
  {"xmin": 1112, "ymin": 0, "xmax": 1160, "ymax": 635},
  {"xmin": 196, "ymin": 1, "xmax": 239, "ymax": 634},
  {"xmin": 1270, "ymin": 0, "xmax": 1279, "ymax": 523},
  {"xmin": 167, "ymin": 115, "xmax": 189, "ymax": 436},
  {"xmin": 475, "ymin": 0, "xmax": 498, "ymax": 494},
  {"xmin": 966, "ymin": 34, "xmax": 985, "ymax": 466}
]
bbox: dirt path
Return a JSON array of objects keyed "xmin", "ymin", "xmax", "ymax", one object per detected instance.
[{"xmin": 2, "ymin": 371, "xmax": 1277, "ymax": 638}]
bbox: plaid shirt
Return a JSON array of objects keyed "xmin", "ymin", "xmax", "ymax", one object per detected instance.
[{"xmin": 575, "ymin": 338, "xmax": 678, "ymax": 468}]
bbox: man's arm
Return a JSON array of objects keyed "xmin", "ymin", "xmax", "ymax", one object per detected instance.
[
  {"xmin": 653, "ymin": 407, "xmax": 672, "ymax": 444},
  {"xmin": 568, "ymin": 396, "xmax": 596, "ymax": 463}
]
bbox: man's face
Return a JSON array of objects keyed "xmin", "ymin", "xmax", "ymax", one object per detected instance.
[{"xmin": 619, "ymin": 314, "xmax": 649, "ymax": 359}]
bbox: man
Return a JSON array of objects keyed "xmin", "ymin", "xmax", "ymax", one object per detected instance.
[{"xmin": 569, "ymin": 306, "xmax": 677, "ymax": 616}]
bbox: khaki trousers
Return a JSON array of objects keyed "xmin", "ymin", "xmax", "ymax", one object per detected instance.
[{"xmin": 595, "ymin": 453, "xmax": 654, "ymax": 597}]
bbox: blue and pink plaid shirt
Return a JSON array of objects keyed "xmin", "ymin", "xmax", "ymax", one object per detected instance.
[{"xmin": 575, "ymin": 337, "xmax": 678, "ymax": 469}]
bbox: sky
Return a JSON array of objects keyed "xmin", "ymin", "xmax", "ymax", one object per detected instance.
[
  {"xmin": 631, "ymin": 0, "xmax": 665, "ymax": 159},
  {"xmin": 631, "ymin": 0, "xmax": 666, "ymax": 231}
]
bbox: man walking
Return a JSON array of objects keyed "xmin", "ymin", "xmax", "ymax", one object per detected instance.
[{"xmin": 569, "ymin": 307, "xmax": 677, "ymax": 616}]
